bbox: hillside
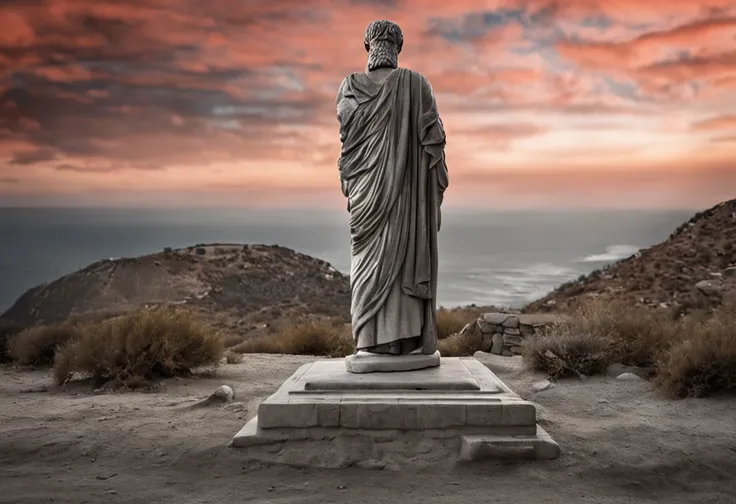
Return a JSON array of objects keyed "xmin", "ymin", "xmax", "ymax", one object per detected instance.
[
  {"xmin": 524, "ymin": 199, "xmax": 736, "ymax": 315},
  {"xmin": 0, "ymin": 244, "xmax": 351, "ymax": 336}
]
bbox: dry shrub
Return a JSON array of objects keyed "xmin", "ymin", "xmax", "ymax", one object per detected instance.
[
  {"xmin": 436, "ymin": 306, "xmax": 491, "ymax": 339},
  {"xmin": 9, "ymin": 322, "xmax": 83, "ymax": 366},
  {"xmin": 522, "ymin": 301, "xmax": 677, "ymax": 379},
  {"xmin": 53, "ymin": 307, "xmax": 224, "ymax": 386},
  {"xmin": 656, "ymin": 311, "xmax": 736, "ymax": 398},
  {"xmin": 436, "ymin": 308, "xmax": 471, "ymax": 340},
  {"xmin": 224, "ymin": 350, "xmax": 243, "ymax": 364},
  {"xmin": 522, "ymin": 323, "xmax": 613, "ymax": 379},
  {"xmin": 438, "ymin": 325, "xmax": 483, "ymax": 356},
  {"xmin": 0, "ymin": 320, "xmax": 27, "ymax": 363},
  {"xmin": 523, "ymin": 298, "xmax": 736, "ymax": 398},
  {"xmin": 221, "ymin": 333, "xmax": 246, "ymax": 348},
  {"xmin": 233, "ymin": 319, "xmax": 353, "ymax": 357}
]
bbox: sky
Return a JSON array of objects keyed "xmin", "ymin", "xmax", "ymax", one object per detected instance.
[{"xmin": 0, "ymin": 0, "xmax": 735, "ymax": 210}]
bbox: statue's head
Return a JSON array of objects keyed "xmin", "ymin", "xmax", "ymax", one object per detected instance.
[{"xmin": 364, "ymin": 20, "xmax": 403, "ymax": 71}]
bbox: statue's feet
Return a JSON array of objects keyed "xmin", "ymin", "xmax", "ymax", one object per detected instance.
[{"xmin": 345, "ymin": 350, "xmax": 440, "ymax": 374}]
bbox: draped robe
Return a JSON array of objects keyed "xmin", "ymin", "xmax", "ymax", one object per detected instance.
[{"xmin": 336, "ymin": 68, "xmax": 449, "ymax": 355}]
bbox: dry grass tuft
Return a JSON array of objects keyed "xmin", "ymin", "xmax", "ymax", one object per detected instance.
[
  {"xmin": 438, "ymin": 325, "xmax": 483, "ymax": 356},
  {"xmin": 522, "ymin": 299, "xmax": 736, "ymax": 397},
  {"xmin": 233, "ymin": 319, "xmax": 353, "ymax": 357},
  {"xmin": 9, "ymin": 322, "xmax": 83, "ymax": 366},
  {"xmin": 0, "ymin": 320, "xmax": 27, "ymax": 363},
  {"xmin": 656, "ymin": 311, "xmax": 736, "ymax": 398},
  {"xmin": 221, "ymin": 333, "xmax": 246, "ymax": 349},
  {"xmin": 522, "ymin": 301, "xmax": 679, "ymax": 379},
  {"xmin": 224, "ymin": 350, "xmax": 244, "ymax": 364},
  {"xmin": 53, "ymin": 306, "xmax": 224, "ymax": 387},
  {"xmin": 522, "ymin": 323, "xmax": 612, "ymax": 379},
  {"xmin": 436, "ymin": 306, "xmax": 490, "ymax": 339}
]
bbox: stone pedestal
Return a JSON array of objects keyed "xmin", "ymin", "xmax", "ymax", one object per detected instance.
[{"xmin": 230, "ymin": 357, "xmax": 559, "ymax": 468}]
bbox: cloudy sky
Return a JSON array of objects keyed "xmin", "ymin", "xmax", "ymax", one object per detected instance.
[{"xmin": 1, "ymin": 0, "xmax": 735, "ymax": 209}]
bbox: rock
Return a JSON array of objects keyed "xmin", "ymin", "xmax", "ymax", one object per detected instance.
[
  {"xmin": 606, "ymin": 363, "xmax": 646, "ymax": 378},
  {"xmin": 616, "ymin": 373, "xmax": 646, "ymax": 382},
  {"xmin": 509, "ymin": 346, "xmax": 523, "ymax": 355},
  {"xmin": 477, "ymin": 319, "xmax": 501, "ymax": 334},
  {"xmin": 532, "ymin": 380, "xmax": 554, "ymax": 392},
  {"xmin": 503, "ymin": 334, "xmax": 522, "ymax": 346},
  {"xmin": 501, "ymin": 316, "xmax": 519, "ymax": 328},
  {"xmin": 724, "ymin": 267, "xmax": 736, "ymax": 278},
  {"xmin": 695, "ymin": 280, "xmax": 722, "ymax": 296},
  {"xmin": 519, "ymin": 324, "xmax": 536, "ymax": 337},
  {"xmin": 482, "ymin": 313, "xmax": 510, "ymax": 325},
  {"xmin": 481, "ymin": 332, "xmax": 493, "ymax": 352},
  {"xmin": 490, "ymin": 333, "xmax": 504, "ymax": 355},
  {"xmin": 213, "ymin": 385, "xmax": 234, "ymax": 401},
  {"xmin": 504, "ymin": 327, "xmax": 521, "ymax": 336},
  {"xmin": 502, "ymin": 350, "xmax": 513, "ymax": 357},
  {"xmin": 195, "ymin": 247, "xmax": 206, "ymax": 255}
]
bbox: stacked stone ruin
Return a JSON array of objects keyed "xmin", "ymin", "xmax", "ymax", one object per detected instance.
[{"xmin": 475, "ymin": 313, "xmax": 538, "ymax": 356}]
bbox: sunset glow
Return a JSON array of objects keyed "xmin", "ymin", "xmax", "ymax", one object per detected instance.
[{"xmin": 1, "ymin": 0, "xmax": 735, "ymax": 209}]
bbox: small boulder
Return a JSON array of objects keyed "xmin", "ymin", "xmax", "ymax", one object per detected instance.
[
  {"xmin": 616, "ymin": 373, "xmax": 646, "ymax": 382},
  {"xmin": 606, "ymin": 363, "xmax": 645, "ymax": 378},
  {"xmin": 482, "ymin": 313, "xmax": 510, "ymax": 325},
  {"xmin": 501, "ymin": 316, "xmax": 519, "ymax": 328},
  {"xmin": 532, "ymin": 380, "xmax": 554, "ymax": 392},
  {"xmin": 695, "ymin": 280, "xmax": 721, "ymax": 296},
  {"xmin": 490, "ymin": 333, "xmax": 504, "ymax": 355},
  {"xmin": 724, "ymin": 267, "xmax": 736, "ymax": 278},
  {"xmin": 212, "ymin": 385, "xmax": 234, "ymax": 401}
]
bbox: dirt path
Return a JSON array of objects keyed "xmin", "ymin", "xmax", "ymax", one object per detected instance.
[{"xmin": 1, "ymin": 354, "xmax": 735, "ymax": 504}]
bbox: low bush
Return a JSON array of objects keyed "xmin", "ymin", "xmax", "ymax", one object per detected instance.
[
  {"xmin": 9, "ymin": 322, "xmax": 83, "ymax": 366},
  {"xmin": 656, "ymin": 312, "xmax": 736, "ymax": 398},
  {"xmin": 53, "ymin": 307, "xmax": 224, "ymax": 387},
  {"xmin": 224, "ymin": 350, "xmax": 244, "ymax": 364},
  {"xmin": 0, "ymin": 320, "xmax": 27, "ymax": 363},
  {"xmin": 233, "ymin": 319, "xmax": 353, "ymax": 357},
  {"xmin": 522, "ymin": 299, "xmax": 736, "ymax": 398},
  {"xmin": 522, "ymin": 323, "xmax": 613, "ymax": 379},
  {"xmin": 436, "ymin": 308, "xmax": 471, "ymax": 340},
  {"xmin": 438, "ymin": 326, "xmax": 483, "ymax": 356}
]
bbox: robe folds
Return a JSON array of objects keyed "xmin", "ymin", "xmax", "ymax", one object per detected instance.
[{"xmin": 336, "ymin": 68, "xmax": 449, "ymax": 355}]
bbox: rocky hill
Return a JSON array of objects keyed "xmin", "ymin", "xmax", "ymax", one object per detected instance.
[
  {"xmin": 524, "ymin": 199, "xmax": 736, "ymax": 315},
  {"xmin": 0, "ymin": 244, "xmax": 351, "ymax": 337}
]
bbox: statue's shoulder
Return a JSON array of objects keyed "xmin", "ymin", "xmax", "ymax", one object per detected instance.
[{"xmin": 402, "ymin": 68, "xmax": 435, "ymax": 96}]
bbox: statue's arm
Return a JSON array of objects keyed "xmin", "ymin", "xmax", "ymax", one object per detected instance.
[
  {"xmin": 336, "ymin": 78, "xmax": 351, "ymax": 205},
  {"xmin": 419, "ymin": 74, "xmax": 449, "ymax": 228}
]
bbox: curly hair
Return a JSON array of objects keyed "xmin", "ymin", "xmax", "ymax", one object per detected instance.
[{"xmin": 364, "ymin": 20, "xmax": 403, "ymax": 71}]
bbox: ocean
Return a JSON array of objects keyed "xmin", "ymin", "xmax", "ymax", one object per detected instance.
[{"xmin": 0, "ymin": 207, "xmax": 694, "ymax": 314}]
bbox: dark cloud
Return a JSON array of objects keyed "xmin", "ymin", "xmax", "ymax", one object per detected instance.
[{"xmin": 9, "ymin": 148, "xmax": 58, "ymax": 165}]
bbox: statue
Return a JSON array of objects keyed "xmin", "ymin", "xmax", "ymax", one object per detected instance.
[{"xmin": 336, "ymin": 20, "xmax": 449, "ymax": 372}]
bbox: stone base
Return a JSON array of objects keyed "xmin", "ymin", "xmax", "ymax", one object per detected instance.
[
  {"xmin": 345, "ymin": 350, "xmax": 441, "ymax": 373},
  {"xmin": 229, "ymin": 357, "xmax": 559, "ymax": 468}
]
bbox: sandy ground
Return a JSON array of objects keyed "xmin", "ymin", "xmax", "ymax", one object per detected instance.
[{"xmin": 1, "ymin": 354, "xmax": 735, "ymax": 504}]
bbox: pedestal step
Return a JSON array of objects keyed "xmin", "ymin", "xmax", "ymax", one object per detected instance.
[{"xmin": 229, "ymin": 357, "xmax": 560, "ymax": 466}]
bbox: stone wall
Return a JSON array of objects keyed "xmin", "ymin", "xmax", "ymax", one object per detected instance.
[{"xmin": 473, "ymin": 313, "xmax": 558, "ymax": 356}]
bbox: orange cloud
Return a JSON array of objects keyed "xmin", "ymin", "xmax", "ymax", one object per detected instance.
[
  {"xmin": 0, "ymin": 0, "xmax": 734, "ymax": 209},
  {"xmin": 691, "ymin": 114, "xmax": 736, "ymax": 131}
]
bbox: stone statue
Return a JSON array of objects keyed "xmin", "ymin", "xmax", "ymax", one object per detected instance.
[{"xmin": 336, "ymin": 20, "xmax": 449, "ymax": 373}]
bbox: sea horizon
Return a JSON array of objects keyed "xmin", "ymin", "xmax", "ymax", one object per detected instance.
[{"xmin": 0, "ymin": 206, "xmax": 698, "ymax": 315}]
